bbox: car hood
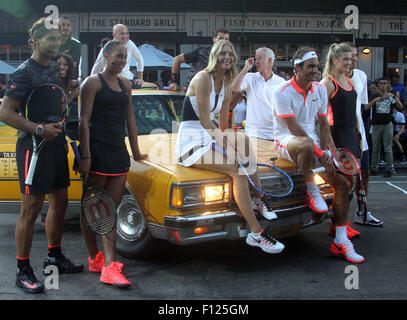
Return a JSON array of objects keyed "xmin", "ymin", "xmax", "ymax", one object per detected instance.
[{"xmin": 132, "ymin": 133, "xmax": 298, "ymax": 180}]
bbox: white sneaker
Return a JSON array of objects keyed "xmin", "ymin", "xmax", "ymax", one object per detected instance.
[
  {"xmin": 306, "ymin": 189, "xmax": 328, "ymax": 213},
  {"xmin": 246, "ymin": 229, "xmax": 285, "ymax": 254},
  {"xmin": 330, "ymin": 239, "xmax": 365, "ymax": 263},
  {"xmin": 252, "ymin": 197, "xmax": 277, "ymax": 220},
  {"xmin": 354, "ymin": 210, "xmax": 384, "ymax": 227}
]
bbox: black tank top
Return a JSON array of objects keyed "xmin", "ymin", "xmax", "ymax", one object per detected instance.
[
  {"xmin": 328, "ymin": 76, "xmax": 360, "ymax": 159},
  {"xmin": 90, "ymin": 74, "xmax": 128, "ymax": 147}
]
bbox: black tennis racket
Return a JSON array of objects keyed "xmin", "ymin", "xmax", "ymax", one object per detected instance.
[
  {"xmin": 25, "ymin": 83, "xmax": 68, "ymax": 185},
  {"xmin": 212, "ymin": 142, "xmax": 294, "ymax": 198},
  {"xmin": 312, "ymin": 148, "xmax": 368, "ymax": 223},
  {"xmin": 70, "ymin": 142, "xmax": 117, "ymax": 235}
]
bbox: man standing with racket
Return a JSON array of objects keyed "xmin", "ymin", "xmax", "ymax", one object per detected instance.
[
  {"xmin": 0, "ymin": 18, "xmax": 83, "ymax": 294},
  {"xmin": 78, "ymin": 40, "xmax": 146, "ymax": 288},
  {"xmin": 272, "ymin": 47, "xmax": 365, "ymax": 263}
]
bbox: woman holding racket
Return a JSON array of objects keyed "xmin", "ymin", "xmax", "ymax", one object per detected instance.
[
  {"xmin": 78, "ymin": 40, "xmax": 145, "ymax": 288},
  {"xmin": 175, "ymin": 40, "xmax": 285, "ymax": 254},
  {"xmin": 0, "ymin": 17, "xmax": 83, "ymax": 294},
  {"xmin": 321, "ymin": 43, "xmax": 363, "ymax": 239}
]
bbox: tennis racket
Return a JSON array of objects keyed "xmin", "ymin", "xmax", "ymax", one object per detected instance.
[
  {"xmin": 311, "ymin": 148, "xmax": 368, "ymax": 223},
  {"xmin": 70, "ymin": 141, "xmax": 117, "ymax": 235},
  {"xmin": 212, "ymin": 142, "xmax": 294, "ymax": 198},
  {"xmin": 25, "ymin": 83, "xmax": 68, "ymax": 185}
]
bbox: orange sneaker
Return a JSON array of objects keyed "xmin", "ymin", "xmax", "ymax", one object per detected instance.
[
  {"xmin": 329, "ymin": 222, "xmax": 360, "ymax": 239},
  {"xmin": 100, "ymin": 262, "xmax": 131, "ymax": 288},
  {"xmin": 88, "ymin": 251, "xmax": 105, "ymax": 273}
]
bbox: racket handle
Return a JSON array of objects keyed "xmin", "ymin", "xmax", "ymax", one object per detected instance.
[
  {"xmin": 25, "ymin": 154, "xmax": 38, "ymax": 185},
  {"xmin": 70, "ymin": 141, "xmax": 82, "ymax": 163},
  {"xmin": 310, "ymin": 166, "xmax": 325, "ymax": 175}
]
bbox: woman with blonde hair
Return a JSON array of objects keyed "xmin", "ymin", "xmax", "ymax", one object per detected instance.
[
  {"xmin": 176, "ymin": 40, "xmax": 284, "ymax": 254},
  {"xmin": 320, "ymin": 42, "xmax": 365, "ymax": 262}
]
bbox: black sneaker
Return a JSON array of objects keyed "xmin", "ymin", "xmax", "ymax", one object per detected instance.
[
  {"xmin": 383, "ymin": 170, "xmax": 392, "ymax": 178},
  {"xmin": 16, "ymin": 265, "xmax": 45, "ymax": 294},
  {"xmin": 43, "ymin": 254, "xmax": 84, "ymax": 275}
]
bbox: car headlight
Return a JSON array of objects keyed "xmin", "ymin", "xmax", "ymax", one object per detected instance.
[
  {"xmin": 314, "ymin": 174, "xmax": 326, "ymax": 185},
  {"xmin": 170, "ymin": 180, "xmax": 231, "ymax": 210}
]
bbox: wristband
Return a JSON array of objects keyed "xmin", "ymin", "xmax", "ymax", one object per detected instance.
[
  {"xmin": 314, "ymin": 144, "xmax": 324, "ymax": 159},
  {"xmin": 170, "ymin": 73, "xmax": 180, "ymax": 84}
]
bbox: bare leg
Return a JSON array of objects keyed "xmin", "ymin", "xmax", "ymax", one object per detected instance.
[
  {"xmin": 16, "ymin": 194, "xmax": 45, "ymax": 258},
  {"xmin": 46, "ymin": 188, "xmax": 68, "ymax": 246}
]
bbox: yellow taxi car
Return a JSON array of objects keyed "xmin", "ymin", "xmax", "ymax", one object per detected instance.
[{"xmin": 0, "ymin": 90, "xmax": 334, "ymax": 259}]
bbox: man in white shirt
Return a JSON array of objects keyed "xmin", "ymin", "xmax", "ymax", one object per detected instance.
[
  {"xmin": 273, "ymin": 46, "xmax": 365, "ymax": 263},
  {"xmin": 346, "ymin": 42, "xmax": 384, "ymax": 227},
  {"xmin": 231, "ymin": 47, "xmax": 285, "ymax": 140},
  {"xmin": 91, "ymin": 24, "xmax": 144, "ymax": 87}
]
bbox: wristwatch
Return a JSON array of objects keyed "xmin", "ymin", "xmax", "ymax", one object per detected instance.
[{"xmin": 35, "ymin": 124, "xmax": 44, "ymax": 135}]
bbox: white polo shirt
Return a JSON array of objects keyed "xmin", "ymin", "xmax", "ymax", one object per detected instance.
[
  {"xmin": 272, "ymin": 77, "xmax": 328, "ymax": 143},
  {"xmin": 351, "ymin": 69, "xmax": 369, "ymax": 152},
  {"xmin": 240, "ymin": 72, "xmax": 285, "ymax": 140}
]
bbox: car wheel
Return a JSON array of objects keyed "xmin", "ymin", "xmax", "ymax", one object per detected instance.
[{"xmin": 116, "ymin": 194, "xmax": 159, "ymax": 259}]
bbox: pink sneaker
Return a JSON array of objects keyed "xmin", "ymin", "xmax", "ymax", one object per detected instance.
[
  {"xmin": 88, "ymin": 251, "xmax": 105, "ymax": 273},
  {"xmin": 100, "ymin": 262, "xmax": 131, "ymax": 288}
]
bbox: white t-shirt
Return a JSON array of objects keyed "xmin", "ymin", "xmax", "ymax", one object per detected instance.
[
  {"xmin": 91, "ymin": 39, "xmax": 144, "ymax": 80},
  {"xmin": 272, "ymin": 78, "xmax": 328, "ymax": 143},
  {"xmin": 351, "ymin": 69, "xmax": 369, "ymax": 152},
  {"xmin": 240, "ymin": 72, "xmax": 285, "ymax": 140},
  {"xmin": 233, "ymin": 100, "xmax": 247, "ymax": 125},
  {"xmin": 394, "ymin": 111, "xmax": 406, "ymax": 133}
]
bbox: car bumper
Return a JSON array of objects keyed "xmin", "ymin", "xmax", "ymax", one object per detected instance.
[{"xmin": 153, "ymin": 194, "xmax": 334, "ymax": 245}]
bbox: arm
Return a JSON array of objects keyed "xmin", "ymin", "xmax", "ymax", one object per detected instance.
[
  {"xmin": 194, "ymin": 72, "xmax": 218, "ymax": 132},
  {"xmin": 78, "ymin": 76, "xmax": 100, "ymax": 174},
  {"xmin": 231, "ymin": 58, "xmax": 253, "ymax": 96},
  {"xmin": 219, "ymin": 87, "xmax": 232, "ymax": 131},
  {"xmin": 0, "ymin": 96, "xmax": 61, "ymax": 140},
  {"xmin": 130, "ymin": 42, "xmax": 144, "ymax": 83},
  {"xmin": 123, "ymin": 78, "xmax": 146, "ymax": 160},
  {"xmin": 169, "ymin": 54, "xmax": 186, "ymax": 91},
  {"xmin": 90, "ymin": 49, "xmax": 105, "ymax": 75}
]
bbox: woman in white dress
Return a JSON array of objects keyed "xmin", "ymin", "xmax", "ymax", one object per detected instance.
[{"xmin": 176, "ymin": 40, "xmax": 284, "ymax": 254}]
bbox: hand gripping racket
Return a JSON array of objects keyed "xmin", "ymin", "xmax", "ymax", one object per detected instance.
[
  {"xmin": 70, "ymin": 142, "xmax": 117, "ymax": 235},
  {"xmin": 311, "ymin": 148, "xmax": 368, "ymax": 223},
  {"xmin": 24, "ymin": 83, "xmax": 68, "ymax": 185},
  {"xmin": 212, "ymin": 142, "xmax": 293, "ymax": 198}
]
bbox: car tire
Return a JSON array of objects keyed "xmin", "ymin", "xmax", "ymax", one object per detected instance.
[{"xmin": 116, "ymin": 194, "xmax": 160, "ymax": 260}]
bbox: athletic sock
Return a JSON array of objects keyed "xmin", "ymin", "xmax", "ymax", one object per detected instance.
[
  {"xmin": 334, "ymin": 225, "xmax": 348, "ymax": 244},
  {"xmin": 47, "ymin": 244, "xmax": 62, "ymax": 258},
  {"xmin": 17, "ymin": 256, "xmax": 30, "ymax": 270},
  {"xmin": 305, "ymin": 180, "xmax": 318, "ymax": 192}
]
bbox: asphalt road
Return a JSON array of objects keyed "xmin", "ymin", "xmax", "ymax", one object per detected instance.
[{"xmin": 1, "ymin": 175, "xmax": 406, "ymax": 304}]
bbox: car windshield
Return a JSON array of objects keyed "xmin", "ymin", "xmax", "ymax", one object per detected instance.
[{"xmin": 133, "ymin": 94, "xmax": 184, "ymax": 135}]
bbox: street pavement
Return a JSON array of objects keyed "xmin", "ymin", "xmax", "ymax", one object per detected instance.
[{"xmin": 0, "ymin": 175, "xmax": 406, "ymax": 302}]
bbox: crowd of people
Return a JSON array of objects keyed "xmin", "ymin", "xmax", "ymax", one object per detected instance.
[{"xmin": 0, "ymin": 15, "xmax": 403, "ymax": 295}]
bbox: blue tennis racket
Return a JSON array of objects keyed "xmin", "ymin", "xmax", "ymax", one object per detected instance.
[{"xmin": 212, "ymin": 142, "xmax": 294, "ymax": 198}]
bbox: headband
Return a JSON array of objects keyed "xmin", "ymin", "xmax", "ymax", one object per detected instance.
[{"xmin": 293, "ymin": 51, "xmax": 317, "ymax": 65}]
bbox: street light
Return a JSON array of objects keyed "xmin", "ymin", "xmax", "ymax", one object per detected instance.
[{"xmin": 362, "ymin": 47, "xmax": 371, "ymax": 55}]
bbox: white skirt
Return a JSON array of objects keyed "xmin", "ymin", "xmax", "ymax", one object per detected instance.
[{"xmin": 176, "ymin": 121, "xmax": 213, "ymax": 167}]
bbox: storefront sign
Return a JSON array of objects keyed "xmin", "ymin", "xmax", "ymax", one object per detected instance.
[
  {"xmin": 216, "ymin": 14, "xmax": 350, "ymax": 33},
  {"xmin": 380, "ymin": 18, "xmax": 407, "ymax": 34},
  {"xmin": 80, "ymin": 14, "xmax": 185, "ymax": 32}
]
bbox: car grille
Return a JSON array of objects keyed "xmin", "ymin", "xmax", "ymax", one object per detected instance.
[{"xmin": 260, "ymin": 169, "xmax": 306, "ymax": 207}]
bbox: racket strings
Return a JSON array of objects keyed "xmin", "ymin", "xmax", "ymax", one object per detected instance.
[{"xmin": 82, "ymin": 189, "xmax": 116, "ymax": 234}]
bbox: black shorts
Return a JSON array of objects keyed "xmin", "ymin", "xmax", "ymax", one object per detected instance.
[
  {"xmin": 16, "ymin": 135, "xmax": 70, "ymax": 195},
  {"xmin": 88, "ymin": 139, "xmax": 130, "ymax": 176}
]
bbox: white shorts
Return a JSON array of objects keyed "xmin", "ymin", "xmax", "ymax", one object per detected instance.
[{"xmin": 274, "ymin": 134, "xmax": 321, "ymax": 164}]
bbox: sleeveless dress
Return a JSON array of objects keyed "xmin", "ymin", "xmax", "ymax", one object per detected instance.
[
  {"xmin": 327, "ymin": 76, "xmax": 361, "ymax": 159},
  {"xmin": 176, "ymin": 75, "xmax": 225, "ymax": 166},
  {"xmin": 87, "ymin": 74, "xmax": 130, "ymax": 175}
]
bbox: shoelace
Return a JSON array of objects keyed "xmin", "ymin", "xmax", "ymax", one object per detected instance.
[{"xmin": 260, "ymin": 231, "xmax": 277, "ymax": 247}]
